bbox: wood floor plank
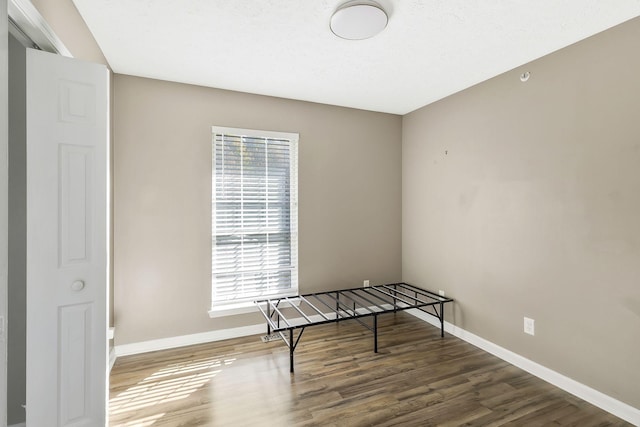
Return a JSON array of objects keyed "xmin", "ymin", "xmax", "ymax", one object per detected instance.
[{"xmin": 109, "ymin": 313, "xmax": 631, "ymax": 426}]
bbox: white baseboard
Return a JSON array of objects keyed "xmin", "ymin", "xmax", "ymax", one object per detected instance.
[
  {"xmin": 406, "ymin": 308, "xmax": 640, "ymax": 426},
  {"xmin": 114, "ymin": 323, "xmax": 265, "ymax": 357},
  {"xmin": 114, "ymin": 309, "xmax": 348, "ymax": 358},
  {"xmin": 109, "ymin": 347, "xmax": 117, "ymax": 371}
]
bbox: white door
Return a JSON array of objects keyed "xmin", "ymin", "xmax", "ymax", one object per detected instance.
[{"xmin": 26, "ymin": 48, "xmax": 108, "ymax": 426}]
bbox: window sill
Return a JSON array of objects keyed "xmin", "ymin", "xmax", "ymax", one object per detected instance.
[
  {"xmin": 208, "ymin": 302, "xmax": 259, "ymax": 318},
  {"xmin": 208, "ymin": 295, "xmax": 299, "ymax": 318}
]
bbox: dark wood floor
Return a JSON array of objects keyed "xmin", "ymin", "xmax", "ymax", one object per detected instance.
[{"xmin": 109, "ymin": 312, "xmax": 630, "ymax": 426}]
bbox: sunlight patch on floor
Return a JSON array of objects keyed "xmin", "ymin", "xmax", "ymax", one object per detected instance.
[
  {"xmin": 114, "ymin": 412, "xmax": 166, "ymax": 427},
  {"xmin": 109, "ymin": 355, "xmax": 237, "ymax": 423}
]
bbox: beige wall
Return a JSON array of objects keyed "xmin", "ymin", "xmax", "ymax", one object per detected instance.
[
  {"xmin": 403, "ymin": 17, "xmax": 640, "ymax": 409},
  {"xmin": 113, "ymin": 75, "xmax": 402, "ymax": 345}
]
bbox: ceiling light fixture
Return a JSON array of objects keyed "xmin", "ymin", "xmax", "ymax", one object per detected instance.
[{"xmin": 330, "ymin": 1, "xmax": 388, "ymax": 40}]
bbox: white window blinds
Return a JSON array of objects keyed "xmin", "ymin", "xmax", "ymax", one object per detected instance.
[{"xmin": 211, "ymin": 126, "xmax": 299, "ymax": 306}]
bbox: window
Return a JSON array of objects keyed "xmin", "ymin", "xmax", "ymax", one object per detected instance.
[{"xmin": 211, "ymin": 126, "xmax": 298, "ymax": 308}]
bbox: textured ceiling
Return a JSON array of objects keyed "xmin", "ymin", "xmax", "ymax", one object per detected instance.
[{"xmin": 72, "ymin": 0, "xmax": 640, "ymax": 114}]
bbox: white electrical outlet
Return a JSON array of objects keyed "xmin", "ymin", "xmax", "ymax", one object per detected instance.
[
  {"xmin": 438, "ymin": 290, "xmax": 445, "ymax": 297},
  {"xmin": 524, "ymin": 317, "xmax": 535, "ymax": 336},
  {"xmin": 363, "ymin": 280, "xmax": 370, "ymax": 288}
]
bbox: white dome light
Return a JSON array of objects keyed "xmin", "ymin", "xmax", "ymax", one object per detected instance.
[{"xmin": 330, "ymin": 1, "xmax": 388, "ymax": 40}]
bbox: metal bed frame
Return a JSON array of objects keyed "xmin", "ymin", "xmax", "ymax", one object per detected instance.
[{"xmin": 254, "ymin": 282, "xmax": 454, "ymax": 372}]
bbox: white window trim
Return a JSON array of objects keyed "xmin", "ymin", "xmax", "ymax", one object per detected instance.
[{"xmin": 210, "ymin": 126, "xmax": 299, "ymax": 313}]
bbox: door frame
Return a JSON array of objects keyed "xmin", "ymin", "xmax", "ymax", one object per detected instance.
[
  {"xmin": 1, "ymin": 0, "xmax": 8, "ymax": 425},
  {"xmin": 2, "ymin": 2, "xmax": 72, "ymax": 425},
  {"xmin": 8, "ymin": 0, "xmax": 71, "ymax": 57}
]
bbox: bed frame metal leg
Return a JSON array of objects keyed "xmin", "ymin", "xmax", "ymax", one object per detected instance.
[
  {"xmin": 373, "ymin": 315, "xmax": 378, "ymax": 353},
  {"xmin": 286, "ymin": 327, "xmax": 305, "ymax": 373},
  {"xmin": 289, "ymin": 329, "xmax": 294, "ymax": 373},
  {"xmin": 440, "ymin": 302, "xmax": 445, "ymax": 338},
  {"xmin": 267, "ymin": 303, "xmax": 271, "ymax": 335}
]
